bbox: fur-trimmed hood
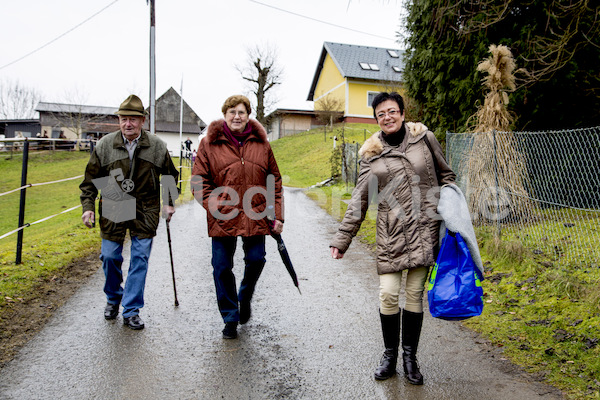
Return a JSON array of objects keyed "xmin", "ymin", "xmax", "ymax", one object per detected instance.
[
  {"xmin": 359, "ymin": 122, "xmax": 429, "ymax": 159},
  {"xmin": 206, "ymin": 119, "xmax": 268, "ymax": 143}
]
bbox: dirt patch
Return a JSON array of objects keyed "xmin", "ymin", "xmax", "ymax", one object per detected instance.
[{"xmin": 0, "ymin": 252, "xmax": 100, "ymax": 369}]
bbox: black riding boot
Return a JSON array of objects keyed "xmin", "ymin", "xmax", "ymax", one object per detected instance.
[
  {"xmin": 374, "ymin": 311, "xmax": 400, "ymax": 380},
  {"xmin": 402, "ymin": 310, "xmax": 424, "ymax": 385}
]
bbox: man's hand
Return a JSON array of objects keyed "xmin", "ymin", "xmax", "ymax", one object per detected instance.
[
  {"xmin": 162, "ymin": 205, "xmax": 175, "ymax": 222},
  {"xmin": 331, "ymin": 247, "xmax": 344, "ymax": 259},
  {"xmin": 82, "ymin": 210, "xmax": 95, "ymax": 228}
]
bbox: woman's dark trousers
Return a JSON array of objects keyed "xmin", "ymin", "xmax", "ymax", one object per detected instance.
[{"xmin": 211, "ymin": 236, "xmax": 266, "ymax": 323}]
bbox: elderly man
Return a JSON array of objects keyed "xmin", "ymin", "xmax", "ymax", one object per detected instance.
[{"xmin": 80, "ymin": 94, "xmax": 179, "ymax": 330}]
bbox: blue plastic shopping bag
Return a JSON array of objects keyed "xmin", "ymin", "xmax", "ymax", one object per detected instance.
[{"xmin": 428, "ymin": 230, "xmax": 484, "ymax": 320}]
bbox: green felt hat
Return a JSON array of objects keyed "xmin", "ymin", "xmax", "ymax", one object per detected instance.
[{"xmin": 116, "ymin": 95, "xmax": 147, "ymax": 116}]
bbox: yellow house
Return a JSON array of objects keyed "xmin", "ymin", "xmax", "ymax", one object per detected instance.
[{"xmin": 307, "ymin": 42, "xmax": 404, "ymax": 123}]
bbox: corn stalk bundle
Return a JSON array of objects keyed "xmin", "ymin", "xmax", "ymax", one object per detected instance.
[{"xmin": 465, "ymin": 45, "xmax": 534, "ymax": 224}]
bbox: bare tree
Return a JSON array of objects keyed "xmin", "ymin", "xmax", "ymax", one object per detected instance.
[
  {"xmin": 236, "ymin": 43, "xmax": 283, "ymax": 126},
  {"xmin": 315, "ymin": 94, "xmax": 344, "ymax": 131},
  {"xmin": 51, "ymin": 89, "xmax": 112, "ymax": 141},
  {"xmin": 0, "ymin": 79, "xmax": 41, "ymax": 119}
]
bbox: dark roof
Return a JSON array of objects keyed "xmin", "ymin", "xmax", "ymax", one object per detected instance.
[
  {"xmin": 0, "ymin": 119, "xmax": 39, "ymax": 124},
  {"xmin": 36, "ymin": 102, "xmax": 118, "ymax": 115},
  {"xmin": 266, "ymin": 108, "xmax": 319, "ymax": 118},
  {"xmin": 307, "ymin": 42, "xmax": 405, "ymax": 101}
]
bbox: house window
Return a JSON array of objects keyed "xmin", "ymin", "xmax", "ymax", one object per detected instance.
[
  {"xmin": 387, "ymin": 50, "xmax": 399, "ymax": 58},
  {"xmin": 359, "ymin": 62, "xmax": 371, "ymax": 70},
  {"xmin": 367, "ymin": 92, "xmax": 381, "ymax": 107}
]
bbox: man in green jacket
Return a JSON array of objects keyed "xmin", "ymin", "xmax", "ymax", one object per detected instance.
[{"xmin": 80, "ymin": 94, "xmax": 179, "ymax": 330}]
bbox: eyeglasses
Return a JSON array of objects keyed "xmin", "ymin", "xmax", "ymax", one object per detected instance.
[
  {"xmin": 376, "ymin": 109, "xmax": 400, "ymax": 119},
  {"xmin": 227, "ymin": 110, "xmax": 247, "ymax": 117}
]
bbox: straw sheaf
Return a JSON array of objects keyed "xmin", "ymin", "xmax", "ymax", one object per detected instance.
[{"xmin": 465, "ymin": 45, "xmax": 534, "ymax": 224}]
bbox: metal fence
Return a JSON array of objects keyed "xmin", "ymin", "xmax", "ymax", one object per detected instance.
[{"xmin": 446, "ymin": 126, "xmax": 600, "ymax": 267}]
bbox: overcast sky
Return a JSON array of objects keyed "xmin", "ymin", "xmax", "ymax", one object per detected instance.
[{"xmin": 1, "ymin": 0, "xmax": 406, "ymax": 123}]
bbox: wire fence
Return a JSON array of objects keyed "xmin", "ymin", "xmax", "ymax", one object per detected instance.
[
  {"xmin": 446, "ymin": 126, "xmax": 600, "ymax": 268},
  {"xmin": 0, "ymin": 138, "xmax": 93, "ymax": 263},
  {"xmin": 0, "ymin": 137, "xmax": 95, "ymax": 161}
]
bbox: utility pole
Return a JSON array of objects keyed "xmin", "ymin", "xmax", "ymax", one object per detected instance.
[
  {"xmin": 178, "ymin": 76, "xmax": 183, "ymax": 193},
  {"xmin": 148, "ymin": 0, "xmax": 156, "ymax": 135}
]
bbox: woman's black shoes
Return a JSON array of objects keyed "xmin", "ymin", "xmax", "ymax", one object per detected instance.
[
  {"xmin": 374, "ymin": 310, "xmax": 425, "ymax": 384},
  {"xmin": 374, "ymin": 348, "xmax": 398, "ymax": 380},
  {"xmin": 374, "ymin": 312, "xmax": 401, "ymax": 380},
  {"xmin": 402, "ymin": 353, "xmax": 423, "ymax": 385},
  {"xmin": 402, "ymin": 310, "xmax": 424, "ymax": 385},
  {"xmin": 222, "ymin": 321, "xmax": 238, "ymax": 339}
]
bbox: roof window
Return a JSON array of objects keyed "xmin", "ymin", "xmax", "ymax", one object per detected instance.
[
  {"xmin": 387, "ymin": 50, "xmax": 399, "ymax": 58},
  {"xmin": 359, "ymin": 62, "xmax": 371, "ymax": 70},
  {"xmin": 369, "ymin": 64, "xmax": 380, "ymax": 71},
  {"xmin": 392, "ymin": 66, "xmax": 401, "ymax": 72}
]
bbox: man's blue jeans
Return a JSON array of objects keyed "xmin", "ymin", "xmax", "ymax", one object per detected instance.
[
  {"xmin": 101, "ymin": 237, "xmax": 153, "ymax": 318},
  {"xmin": 212, "ymin": 236, "xmax": 266, "ymax": 323}
]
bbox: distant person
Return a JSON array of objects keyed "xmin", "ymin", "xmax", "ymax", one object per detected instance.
[
  {"xmin": 184, "ymin": 137, "xmax": 193, "ymax": 158},
  {"xmin": 191, "ymin": 94, "xmax": 284, "ymax": 339},
  {"xmin": 330, "ymin": 92, "xmax": 456, "ymax": 384},
  {"xmin": 80, "ymin": 94, "xmax": 179, "ymax": 330},
  {"xmin": 58, "ymin": 131, "xmax": 66, "ymax": 150}
]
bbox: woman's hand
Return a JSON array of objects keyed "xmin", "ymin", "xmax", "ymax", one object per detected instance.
[
  {"xmin": 331, "ymin": 247, "xmax": 344, "ymax": 259},
  {"xmin": 272, "ymin": 219, "xmax": 284, "ymax": 234}
]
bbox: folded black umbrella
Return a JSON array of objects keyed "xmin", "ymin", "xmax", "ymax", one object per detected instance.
[{"xmin": 270, "ymin": 232, "xmax": 301, "ymax": 294}]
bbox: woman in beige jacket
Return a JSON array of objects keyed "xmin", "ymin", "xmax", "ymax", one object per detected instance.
[{"xmin": 330, "ymin": 92, "xmax": 455, "ymax": 384}]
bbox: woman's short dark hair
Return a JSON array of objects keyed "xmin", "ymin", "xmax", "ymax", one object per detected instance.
[{"xmin": 372, "ymin": 92, "xmax": 405, "ymax": 119}]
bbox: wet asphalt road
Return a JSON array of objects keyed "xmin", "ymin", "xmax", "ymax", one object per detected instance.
[{"xmin": 0, "ymin": 188, "xmax": 564, "ymax": 399}]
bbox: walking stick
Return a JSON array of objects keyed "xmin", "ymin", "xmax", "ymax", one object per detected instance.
[{"xmin": 166, "ymin": 220, "xmax": 179, "ymax": 306}]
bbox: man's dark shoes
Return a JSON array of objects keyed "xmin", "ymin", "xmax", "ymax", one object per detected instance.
[
  {"xmin": 123, "ymin": 314, "xmax": 145, "ymax": 330},
  {"xmin": 104, "ymin": 303, "xmax": 119, "ymax": 320},
  {"xmin": 240, "ymin": 301, "xmax": 251, "ymax": 324},
  {"xmin": 222, "ymin": 321, "xmax": 238, "ymax": 339}
]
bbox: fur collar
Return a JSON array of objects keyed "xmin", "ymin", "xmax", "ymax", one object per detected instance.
[
  {"xmin": 206, "ymin": 119, "xmax": 268, "ymax": 143},
  {"xmin": 359, "ymin": 122, "xmax": 428, "ymax": 159}
]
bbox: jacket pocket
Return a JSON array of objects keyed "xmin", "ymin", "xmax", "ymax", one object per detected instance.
[{"xmin": 138, "ymin": 199, "xmax": 160, "ymax": 234}]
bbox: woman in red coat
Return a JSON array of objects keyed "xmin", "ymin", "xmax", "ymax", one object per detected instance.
[{"xmin": 192, "ymin": 95, "xmax": 284, "ymax": 339}]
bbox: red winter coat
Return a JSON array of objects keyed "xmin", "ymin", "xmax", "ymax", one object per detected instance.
[{"xmin": 191, "ymin": 119, "xmax": 284, "ymax": 237}]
